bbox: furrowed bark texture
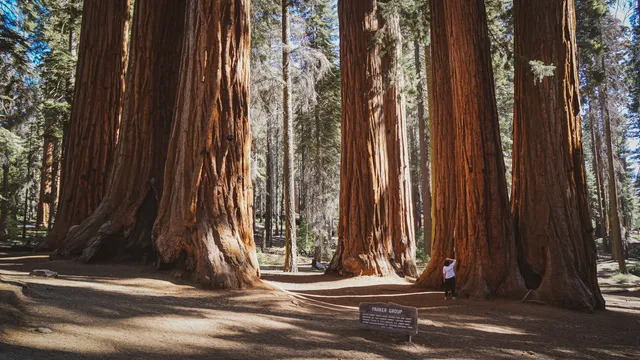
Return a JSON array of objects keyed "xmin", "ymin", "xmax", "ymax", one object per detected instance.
[
  {"xmin": 282, "ymin": 0, "xmax": 298, "ymax": 273},
  {"xmin": 381, "ymin": 9, "xmax": 417, "ymax": 277},
  {"xmin": 512, "ymin": 0, "xmax": 605, "ymax": 311},
  {"xmin": 153, "ymin": 0, "xmax": 259, "ymax": 289},
  {"xmin": 44, "ymin": 0, "xmax": 129, "ymax": 250},
  {"xmin": 52, "ymin": 0, "xmax": 187, "ymax": 262},
  {"xmin": 418, "ymin": 41, "xmax": 433, "ymax": 256},
  {"xmin": 416, "ymin": 0, "xmax": 456, "ymax": 289},
  {"xmin": 417, "ymin": 0, "xmax": 525, "ymax": 298},
  {"xmin": 327, "ymin": 0, "xmax": 394, "ymax": 277}
]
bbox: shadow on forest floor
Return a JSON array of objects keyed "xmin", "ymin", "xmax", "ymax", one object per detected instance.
[{"xmin": 0, "ymin": 252, "xmax": 639, "ymax": 360}]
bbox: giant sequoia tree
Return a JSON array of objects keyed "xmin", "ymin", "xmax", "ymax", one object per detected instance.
[
  {"xmin": 327, "ymin": 0, "xmax": 394, "ymax": 276},
  {"xmin": 52, "ymin": 0, "xmax": 186, "ymax": 261},
  {"xmin": 380, "ymin": 5, "xmax": 417, "ymax": 278},
  {"xmin": 417, "ymin": 0, "xmax": 525, "ymax": 298},
  {"xmin": 415, "ymin": 0, "xmax": 456, "ymax": 288},
  {"xmin": 152, "ymin": 0, "xmax": 260, "ymax": 289},
  {"xmin": 511, "ymin": 0, "xmax": 605, "ymax": 311},
  {"xmin": 43, "ymin": 0, "xmax": 129, "ymax": 249}
]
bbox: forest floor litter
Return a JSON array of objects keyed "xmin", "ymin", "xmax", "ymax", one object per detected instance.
[{"xmin": 0, "ymin": 251, "xmax": 639, "ymax": 359}]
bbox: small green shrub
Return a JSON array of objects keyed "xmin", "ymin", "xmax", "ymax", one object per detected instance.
[
  {"xmin": 628, "ymin": 263, "xmax": 640, "ymax": 277},
  {"xmin": 296, "ymin": 218, "xmax": 314, "ymax": 255},
  {"xmin": 415, "ymin": 228, "xmax": 431, "ymax": 264},
  {"xmin": 612, "ymin": 272, "xmax": 634, "ymax": 284}
]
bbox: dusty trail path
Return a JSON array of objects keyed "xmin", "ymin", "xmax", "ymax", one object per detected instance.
[{"xmin": 1, "ymin": 252, "xmax": 639, "ymax": 359}]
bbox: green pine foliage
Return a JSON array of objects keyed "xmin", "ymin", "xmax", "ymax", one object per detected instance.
[{"xmin": 293, "ymin": 0, "xmax": 340, "ymax": 244}]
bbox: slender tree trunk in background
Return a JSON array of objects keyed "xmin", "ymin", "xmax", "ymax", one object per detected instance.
[
  {"xmin": 0, "ymin": 162, "xmax": 7, "ymax": 236},
  {"xmin": 274, "ymin": 124, "xmax": 281, "ymax": 238},
  {"xmin": 265, "ymin": 106, "xmax": 275, "ymax": 248},
  {"xmin": 416, "ymin": 0, "xmax": 456, "ymax": 289},
  {"xmin": 43, "ymin": 0, "xmax": 130, "ymax": 250},
  {"xmin": 593, "ymin": 100, "xmax": 609, "ymax": 250},
  {"xmin": 512, "ymin": 0, "xmax": 605, "ymax": 311},
  {"xmin": 36, "ymin": 127, "xmax": 55, "ymax": 229},
  {"xmin": 408, "ymin": 128, "xmax": 422, "ymax": 236},
  {"xmin": 153, "ymin": 0, "xmax": 259, "ymax": 289},
  {"xmin": 587, "ymin": 94, "xmax": 606, "ymax": 240},
  {"xmin": 299, "ymin": 122, "xmax": 307, "ymax": 219},
  {"xmin": 381, "ymin": 8, "xmax": 416, "ymax": 277},
  {"xmin": 600, "ymin": 60, "xmax": 627, "ymax": 272},
  {"xmin": 418, "ymin": 0, "xmax": 525, "ymax": 298},
  {"xmin": 52, "ymin": 0, "xmax": 186, "ymax": 262},
  {"xmin": 48, "ymin": 139, "xmax": 60, "ymax": 232},
  {"xmin": 282, "ymin": 0, "xmax": 297, "ymax": 272},
  {"xmin": 327, "ymin": 0, "xmax": 394, "ymax": 277},
  {"xmin": 279, "ymin": 173, "xmax": 284, "ymax": 236},
  {"xmin": 53, "ymin": 28, "xmax": 76, "ymax": 232},
  {"xmin": 22, "ymin": 187, "xmax": 29, "ymax": 239},
  {"xmin": 415, "ymin": 40, "xmax": 432, "ymax": 257}
]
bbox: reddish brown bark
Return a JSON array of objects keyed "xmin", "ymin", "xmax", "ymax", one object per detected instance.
[
  {"xmin": 417, "ymin": 0, "xmax": 525, "ymax": 298},
  {"xmin": 416, "ymin": 0, "xmax": 456, "ymax": 289},
  {"xmin": 36, "ymin": 131, "xmax": 54, "ymax": 228},
  {"xmin": 419, "ymin": 41, "xmax": 433, "ymax": 256},
  {"xmin": 381, "ymin": 9, "xmax": 417, "ymax": 277},
  {"xmin": 512, "ymin": 0, "xmax": 605, "ymax": 311},
  {"xmin": 43, "ymin": 0, "xmax": 129, "ymax": 250},
  {"xmin": 52, "ymin": 0, "xmax": 186, "ymax": 262},
  {"xmin": 327, "ymin": 0, "xmax": 394, "ymax": 277},
  {"xmin": 152, "ymin": 0, "xmax": 259, "ymax": 289}
]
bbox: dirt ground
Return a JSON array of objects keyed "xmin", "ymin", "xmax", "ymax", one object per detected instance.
[{"xmin": 1, "ymin": 252, "xmax": 639, "ymax": 359}]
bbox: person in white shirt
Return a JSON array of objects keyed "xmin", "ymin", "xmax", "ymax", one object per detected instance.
[{"xmin": 442, "ymin": 257, "xmax": 457, "ymax": 300}]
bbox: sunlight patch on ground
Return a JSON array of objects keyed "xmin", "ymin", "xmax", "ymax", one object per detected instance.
[
  {"xmin": 447, "ymin": 322, "xmax": 531, "ymax": 335},
  {"xmin": 0, "ymin": 255, "xmax": 49, "ymax": 262}
]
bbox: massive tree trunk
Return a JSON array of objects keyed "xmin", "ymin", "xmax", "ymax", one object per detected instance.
[
  {"xmin": 417, "ymin": 0, "xmax": 525, "ymax": 298},
  {"xmin": 282, "ymin": 0, "xmax": 297, "ymax": 273},
  {"xmin": 43, "ymin": 0, "xmax": 130, "ymax": 250},
  {"xmin": 511, "ymin": 0, "xmax": 605, "ymax": 311},
  {"xmin": 381, "ymin": 8, "xmax": 417, "ymax": 277},
  {"xmin": 416, "ymin": 40, "xmax": 432, "ymax": 256},
  {"xmin": 51, "ymin": 0, "xmax": 186, "ymax": 261},
  {"xmin": 327, "ymin": 0, "xmax": 394, "ymax": 277},
  {"xmin": 153, "ymin": 0, "xmax": 259, "ymax": 289},
  {"xmin": 415, "ymin": 0, "xmax": 456, "ymax": 288}
]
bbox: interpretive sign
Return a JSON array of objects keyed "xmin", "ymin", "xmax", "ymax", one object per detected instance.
[{"xmin": 359, "ymin": 302, "xmax": 418, "ymax": 336}]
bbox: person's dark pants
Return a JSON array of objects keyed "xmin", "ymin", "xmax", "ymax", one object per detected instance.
[{"xmin": 444, "ymin": 277, "xmax": 456, "ymax": 298}]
